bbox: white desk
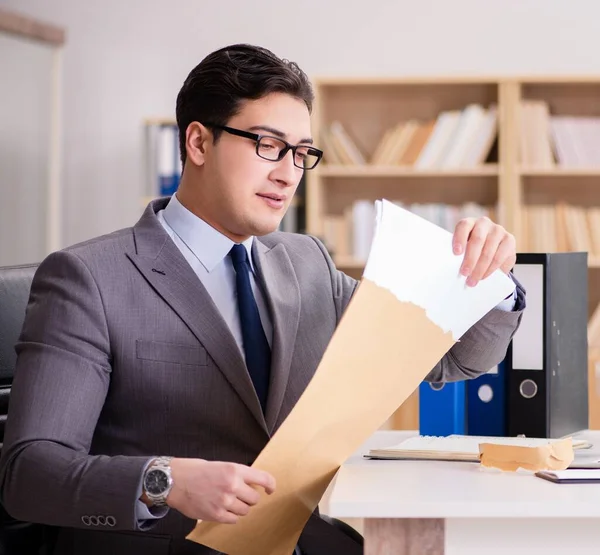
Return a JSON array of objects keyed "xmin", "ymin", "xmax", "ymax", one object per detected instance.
[{"xmin": 326, "ymin": 430, "xmax": 600, "ymax": 555}]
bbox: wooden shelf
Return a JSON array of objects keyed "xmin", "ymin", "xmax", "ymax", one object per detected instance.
[
  {"xmin": 520, "ymin": 168, "xmax": 600, "ymax": 177},
  {"xmin": 589, "ymin": 257, "xmax": 600, "ymax": 269},
  {"xmin": 318, "ymin": 165, "xmax": 499, "ymax": 178},
  {"xmin": 314, "ymin": 75, "xmax": 600, "ymax": 86},
  {"xmin": 0, "ymin": 7, "xmax": 65, "ymax": 46},
  {"xmin": 312, "ymin": 76, "xmax": 502, "ymax": 86}
]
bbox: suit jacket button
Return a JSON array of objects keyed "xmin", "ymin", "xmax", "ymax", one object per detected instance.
[
  {"xmin": 98, "ymin": 516, "xmax": 106, "ymax": 526},
  {"xmin": 90, "ymin": 516, "xmax": 99, "ymax": 526},
  {"xmin": 81, "ymin": 516, "xmax": 91, "ymax": 526},
  {"xmin": 106, "ymin": 516, "xmax": 116, "ymax": 527}
]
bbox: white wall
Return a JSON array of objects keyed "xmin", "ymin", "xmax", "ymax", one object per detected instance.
[
  {"xmin": 0, "ymin": 32, "xmax": 54, "ymax": 265},
  {"xmin": 2, "ymin": 0, "xmax": 600, "ymax": 250}
]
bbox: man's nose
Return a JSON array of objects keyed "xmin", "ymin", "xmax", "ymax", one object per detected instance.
[{"xmin": 272, "ymin": 149, "xmax": 298, "ymax": 185}]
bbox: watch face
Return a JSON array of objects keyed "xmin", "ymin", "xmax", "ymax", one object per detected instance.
[{"xmin": 145, "ymin": 469, "xmax": 170, "ymax": 495}]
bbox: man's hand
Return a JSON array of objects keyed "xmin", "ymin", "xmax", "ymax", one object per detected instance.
[
  {"xmin": 452, "ymin": 216, "xmax": 516, "ymax": 287},
  {"xmin": 166, "ymin": 458, "xmax": 276, "ymax": 524}
]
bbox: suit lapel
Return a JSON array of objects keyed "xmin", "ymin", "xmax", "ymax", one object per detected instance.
[
  {"xmin": 128, "ymin": 200, "xmax": 267, "ymax": 432},
  {"xmin": 253, "ymin": 239, "xmax": 301, "ymax": 432}
]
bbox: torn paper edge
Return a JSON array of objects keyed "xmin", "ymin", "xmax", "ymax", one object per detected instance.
[{"xmin": 363, "ymin": 199, "xmax": 515, "ymax": 341}]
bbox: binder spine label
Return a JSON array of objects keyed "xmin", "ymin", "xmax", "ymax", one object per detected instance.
[{"xmin": 512, "ymin": 264, "xmax": 544, "ymax": 370}]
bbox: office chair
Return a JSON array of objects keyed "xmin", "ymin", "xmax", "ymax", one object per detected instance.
[
  {"xmin": 0, "ymin": 264, "xmax": 38, "ymax": 450},
  {"xmin": 0, "ymin": 263, "xmax": 57, "ymax": 555},
  {"xmin": 320, "ymin": 515, "xmax": 363, "ymax": 546}
]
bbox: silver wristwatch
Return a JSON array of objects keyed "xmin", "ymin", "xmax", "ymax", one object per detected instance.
[{"xmin": 142, "ymin": 456, "xmax": 173, "ymax": 506}]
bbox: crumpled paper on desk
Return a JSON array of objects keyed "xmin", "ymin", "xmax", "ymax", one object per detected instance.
[
  {"xmin": 186, "ymin": 199, "xmax": 516, "ymax": 555},
  {"xmin": 479, "ymin": 438, "xmax": 575, "ymax": 471}
]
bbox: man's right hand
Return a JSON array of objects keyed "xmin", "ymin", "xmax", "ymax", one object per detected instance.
[{"xmin": 165, "ymin": 458, "xmax": 276, "ymax": 524}]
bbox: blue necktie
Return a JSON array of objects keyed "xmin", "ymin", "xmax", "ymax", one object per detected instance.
[{"xmin": 229, "ymin": 244, "xmax": 271, "ymax": 412}]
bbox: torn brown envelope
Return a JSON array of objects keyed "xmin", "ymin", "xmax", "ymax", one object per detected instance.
[
  {"xmin": 186, "ymin": 278, "xmax": 456, "ymax": 554},
  {"xmin": 479, "ymin": 438, "xmax": 575, "ymax": 472}
]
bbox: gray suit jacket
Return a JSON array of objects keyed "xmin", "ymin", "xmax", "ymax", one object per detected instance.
[{"xmin": 0, "ymin": 198, "xmax": 524, "ymax": 555}]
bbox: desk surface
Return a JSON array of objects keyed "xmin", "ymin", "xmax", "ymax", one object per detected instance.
[{"xmin": 328, "ymin": 429, "xmax": 600, "ymax": 519}]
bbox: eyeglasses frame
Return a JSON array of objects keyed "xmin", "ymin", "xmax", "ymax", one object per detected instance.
[{"xmin": 204, "ymin": 124, "xmax": 324, "ymax": 170}]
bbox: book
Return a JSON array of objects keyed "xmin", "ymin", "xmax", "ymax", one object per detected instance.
[
  {"xmin": 366, "ymin": 434, "xmax": 591, "ymax": 462},
  {"xmin": 536, "ymin": 469, "xmax": 600, "ymax": 484}
]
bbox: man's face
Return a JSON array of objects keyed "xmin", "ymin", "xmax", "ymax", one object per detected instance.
[{"xmin": 197, "ymin": 92, "xmax": 312, "ymax": 241}]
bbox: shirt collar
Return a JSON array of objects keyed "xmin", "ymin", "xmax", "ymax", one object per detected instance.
[{"xmin": 162, "ymin": 194, "xmax": 255, "ymax": 273}]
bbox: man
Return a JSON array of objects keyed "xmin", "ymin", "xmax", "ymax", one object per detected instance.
[{"xmin": 0, "ymin": 44, "xmax": 525, "ymax": 555}]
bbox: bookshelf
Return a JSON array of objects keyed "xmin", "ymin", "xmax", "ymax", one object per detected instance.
[
  {"xmin": 307, "ymin": 77, "xmax": 503, "ymax": 283},
  {"xmin": 305, "ymin": 76, "xmax": 600, "ymax": 430}
]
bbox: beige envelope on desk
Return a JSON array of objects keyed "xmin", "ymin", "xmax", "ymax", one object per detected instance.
[{"xmin": 187, "ymin": 199, "xmax": 516, "ymax": 555}]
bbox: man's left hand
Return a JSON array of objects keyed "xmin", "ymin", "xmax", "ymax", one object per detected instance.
[{"xmin": 452, "ymin": 217, "xmax": 516, "ymax": 287}]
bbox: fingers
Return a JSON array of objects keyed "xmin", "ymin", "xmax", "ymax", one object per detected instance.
[
  {"xmin": 499, "ymin": 236, "xmax": 517, "ymax": 274},
  {"xmin": 227, "ymin": 497, "xmax": 252, "ymax": 517},
  {"xmin": 214, "ymin": 509, "xmax": 241, "ymax": 524},
  {"xmin": 242, "ymin": 467, "xmax": 276, "ymax": 495},
  {"xmin": 213, "ymin": 469, "xmax": 275, "ymax": 524},
  {"xmin": 459, "ymin": 218, "xmax": 492, "ymax": 284},
  {"xmin": 214, "ymin": 497, "xmax": 253, "ymax": 524},
  {"xmin": 169, "ymin": 459, "xmax": 276, "ymax": 524},
  {"xmin": 467, "ymin": 225, "xmax": 505, "ymax": 285},
  {"xmin": 456, "ymin": 217, "xmax": 517, "ymax": 287},
  {"xmin": 452, "ymin": 218, "xmax": 475, "ymax": 255},
  {"xmin": 482, "ymin": 235, "xmax": 517, "ymax": 280},
  {"xmin": 236, "ymin": 482, "xmax": 262, "ymax": 507}
]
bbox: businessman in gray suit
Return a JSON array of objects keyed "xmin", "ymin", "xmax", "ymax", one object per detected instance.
[{"xmin": 0, "ymin": 44, "xmax": 525, "ymax": 555}]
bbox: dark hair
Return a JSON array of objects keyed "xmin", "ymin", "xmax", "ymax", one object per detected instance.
[{"xmin": 175, "ymin": 44, "xmax": 314, "ymax": 167}]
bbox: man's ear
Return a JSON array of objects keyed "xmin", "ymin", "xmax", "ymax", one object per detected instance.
[{"xmin": 185, "ymin": 122, "xmax": 212, "ymax": 167}]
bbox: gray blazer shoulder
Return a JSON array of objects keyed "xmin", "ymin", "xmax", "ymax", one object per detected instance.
[{"xmin": 259, "ymin": 231, "xmax": 358, "ymax": 321}]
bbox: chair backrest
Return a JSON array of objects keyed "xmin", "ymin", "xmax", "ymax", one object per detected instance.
[
  {"xmin": 0, "ymin": 264, "xmax": 60, "ymax": 554},
  {"xmin": 0, "ymin": 264, "xmax": 38, "ymax": 449}
]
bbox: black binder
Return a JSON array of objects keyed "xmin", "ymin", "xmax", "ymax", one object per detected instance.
[{"xmin": 506, "ymin": 252, "xmax": 588, "ymax": 438}]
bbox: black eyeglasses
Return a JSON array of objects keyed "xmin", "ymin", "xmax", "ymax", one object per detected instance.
[{"xmin": 206, "ymin": 124, "xmax": 323, "ymax": 170}]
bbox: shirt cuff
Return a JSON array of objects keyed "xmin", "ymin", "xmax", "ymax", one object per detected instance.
[
  {"xmin": 136, "ymin": 499, "xmax": 169, "ymax": 523},
  {"xmin": 494, "ymin": 274, "xmax": 517, "ymax": 312}
]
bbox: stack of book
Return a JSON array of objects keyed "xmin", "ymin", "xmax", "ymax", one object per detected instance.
[
  {"xmin": 320, "ymin": 104, "xmax": 498, "ymax": 169},
  {"xmin": 520, "ymin": 204, "xmax": 600, "ymax": 256},
  {"xmin": 520, "ymin": 100, "xmax": 600, "ymax": 168}
]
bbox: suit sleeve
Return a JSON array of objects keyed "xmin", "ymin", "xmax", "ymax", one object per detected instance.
[
  {"xmin": 425, "ymin": 275, "xmax": 525, "ymax": 382},
  {"xmin": 0, "ymin": 250, "xmax": 152, "ymax": 531},
  {"xmin": 309, "ymin": 235, "xmax": 525, "ymax": 382}
]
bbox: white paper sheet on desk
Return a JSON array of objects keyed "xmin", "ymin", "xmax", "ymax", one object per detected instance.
[
  {"xmin": 187, "ymin": 198, "xmax": 517, "ymax": 555},
  {"xmin": 365, "ymin": 200, "xmax": 516, "ymax": 340}
]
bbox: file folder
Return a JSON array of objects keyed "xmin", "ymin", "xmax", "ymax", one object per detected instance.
[
  {"xmin": 466, "ymin": 360, "xmax": 506, "ymax": 436},
  {"xmin": 158, "ymin": 124, "xmax": 180, "ymax": 196},
  {"xmin": 506, "ymin": 252, "xmax": 588, "ymax": 438},
  {"xmin": 419, "ymin": 380, "xmax": 466, "ymax": 436}
]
